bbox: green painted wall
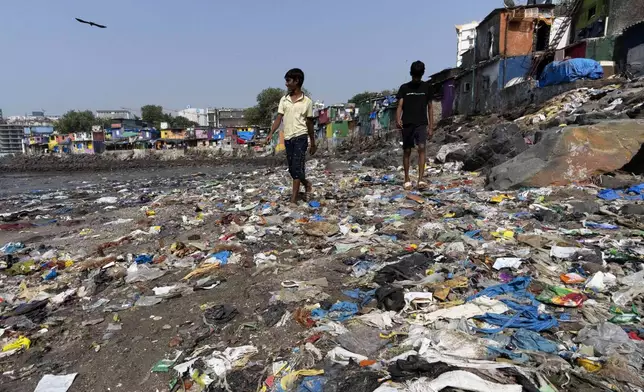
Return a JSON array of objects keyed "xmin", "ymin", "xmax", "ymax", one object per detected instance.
[
  {"xmin": 585, "ymin": 36, "xmax": 615, "ymax": 61},
  {"xmin": 332, "ymin": 121, "xmax": 350, "ymax": 138},
  {"xmin": 575, "ymin": 0, "xmax": 608, "ymax": 30}
]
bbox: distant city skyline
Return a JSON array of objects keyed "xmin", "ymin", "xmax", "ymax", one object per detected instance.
[{"xmin": 0, "ymin": 0, "xmax": 502, "ymax": 116}]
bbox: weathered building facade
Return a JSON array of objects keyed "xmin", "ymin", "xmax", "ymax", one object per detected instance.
[
  {"xmin": 562, "ymin": 0, "xmax": 644, "ymax": 74},
  {"xmin": 454, "ymin": 4, "xmax": 556, "ymax": 115},
  {"xmin": 216, "ymin": 108, "xmax": 248, "ymax": 127},
  {"xmin": 456, "ymin": 21, "xmax": 478, "ymax": 67}
]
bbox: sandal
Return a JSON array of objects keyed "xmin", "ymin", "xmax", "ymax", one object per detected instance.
[
  {"xmin": 403, "ymin": 182, "xmax": 413, "ymax": 190},
  {"xmin": 418, "ymin": 181, "xmax": 428, "ymax": 190}
]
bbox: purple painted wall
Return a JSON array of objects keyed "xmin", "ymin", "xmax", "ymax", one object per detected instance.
[{"xmin": 442, "ymin": 80, "xmax": 456, "ymax": 118}]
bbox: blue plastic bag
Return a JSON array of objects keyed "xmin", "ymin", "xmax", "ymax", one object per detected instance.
[
  {"xmin": 209, "ymin": 251, "xmax": 231, "ymax": 265},
  {"xmin": 487, "ymin": 346, "xmax": 530, "ymax": 363},
  {"xmin": 135, "ymin": 254, "xmax": 153, "ymax": 264},
  {"xmin": 583, "ymin": 221, "xmax": 619, "ymax": 230},
  {"xmin": 297, "ymin": 376, "xmax": 326, "ymax": 392},
  {"xmin": 0, "ymin": 242, "xmax": 25, "ymax": 255},
  {"xmin": 597, "ymin": 189, "xmax": 621, "ymax": 201},
  {"xmin": 342, "ymin": 288, "xmax": 376, "ymax": 307},
  {"xmin": 597, "ymin": 183, "xmax": 644, "ymax": 201},
  {"xmin": 465, "ymin": 230, "xmax": 483, "ymax": 241},
  {"xmin": 43, "ymin": 268, "xmax": 58, "ymax": 281},
  {"xmin": 511, "ymin": 329, "xmax": 558, "ymax": 353},
  {"xmin": 468, "ymin": 276, "xmax": 532, "ymax": 301},
  {"xmin": 311, "ymin": 301, "xmax": 359, "ymax": 321}
]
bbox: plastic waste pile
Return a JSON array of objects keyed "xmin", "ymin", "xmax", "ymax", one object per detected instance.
[
  {"xmin": 1, "ymin": 158, "xmax": 644, "ymax": 391},
  {"xmin": 515, "ymin": 83, "xmax": 639, "ymax": 126}
]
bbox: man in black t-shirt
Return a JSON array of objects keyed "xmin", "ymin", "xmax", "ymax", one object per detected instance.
[{"xmin": 396, "ymin": 61, "xmax": 434, "ymax": 190}]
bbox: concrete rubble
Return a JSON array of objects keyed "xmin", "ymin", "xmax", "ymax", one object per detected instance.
[{"xmin": 1, "ymin": 80, "xmax": 644, "ymax": 391}]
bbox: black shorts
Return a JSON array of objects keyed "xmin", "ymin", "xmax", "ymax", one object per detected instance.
[
  {"xmin": 285, "ymin": 135, "xmax": 308, "ymax": 180},
  {"xmin": 402, "ymin": 125, "xmax": 427, "ymax": 150}
]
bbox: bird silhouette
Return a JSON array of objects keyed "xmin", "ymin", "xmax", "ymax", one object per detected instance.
[
  {"xmin": 75, "ymin": 18, "xmax": 107, "ymax": 29},
  {"xmin": 504, "ymin": 0, "xmax": 516, "ymax": 7}
]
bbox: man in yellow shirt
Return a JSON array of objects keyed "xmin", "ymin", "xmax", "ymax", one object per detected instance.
[{"xmin": 266, "ymin": 68, "xmax": 317, "ymax": 204}]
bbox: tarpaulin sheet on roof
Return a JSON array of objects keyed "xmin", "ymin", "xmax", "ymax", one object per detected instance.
[
  {"xmin": 237, "ymin": 131, "xmax": 255, "ymax": 141},
  {"xmin": 539, "ymin": 59, "xmax": 604, "ymax": 88},
  {"xmin": 210, "ymin": 130, "xmax": 225, "ymax": 140}
]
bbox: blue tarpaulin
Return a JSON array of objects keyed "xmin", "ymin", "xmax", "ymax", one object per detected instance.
[
  {"xmin": 211, "ymin": 129, "xmax": 225, "ymax": 140},
  {"xmin": 468, "ymin": 276, "xmax": 532, "ymax": 301},
  {"xmin": 468, "ymin": 277, "xmax": 559, "ymax": 333},
  {"xmin": 237, "ymin": 131, "xmax": 255, "ymax": 141},
  {"xmin": 539, "ymin": 59, "xmax": 604, "ymax": 88},
  {"xmin": 511, "ymin": 329, "xmax": 558, "ymax": 353}
]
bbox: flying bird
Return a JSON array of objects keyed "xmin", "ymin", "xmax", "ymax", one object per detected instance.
[{"xmin": 75, "ymin": 18, "xmax": 107, "ymax": 28}]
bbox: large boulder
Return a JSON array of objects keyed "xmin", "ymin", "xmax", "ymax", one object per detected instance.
[
  {"xmin": 435, "ymin": 143, "xmax": 469, "ymax": 163},
  {"xmin": 487, "ymin": 120, "xmax": 644, "ymax": 190},
  {"xmin": 463, "ymin": 123, "xmax": 529, "ymax": 171}
]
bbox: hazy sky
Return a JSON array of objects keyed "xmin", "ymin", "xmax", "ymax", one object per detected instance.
[{"xmin": 1, "ymin": 0, "xmax": 504, "ymax": 116}]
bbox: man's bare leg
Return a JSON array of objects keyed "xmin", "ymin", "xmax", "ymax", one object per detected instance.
[
  {"xmin": 303, "ymin": 179, "xmax": 312, "ymax": 194},
  {"xmin": 403, "ymin": 149, "xmax": 412, "ymax": 185},
  {"xmin": 291, "ymin": 179, "xmax": 301, "ymax": 203},
  {"xmin": 417, "ymin": 144, "xmax": 426, "ymax": 186}
]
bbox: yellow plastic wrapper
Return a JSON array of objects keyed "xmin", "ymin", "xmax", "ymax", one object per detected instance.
[
  {"xmin": 577, "ymin": 358, "xmax": 602, "ymax": 372},
  {"xmin": 489, "ymin": 194, "xmax": 513, "ymax": 203},
  {"xmin": 280, "ymin": 369, "xmax": 324, "ymax": 390},
  {"xmin": 492, "ymin": 230, "xmax": 515, "ymax": 239},
  {"xmin": 2, "ymin": 336, "xmax": 31, "ymax": 352}
]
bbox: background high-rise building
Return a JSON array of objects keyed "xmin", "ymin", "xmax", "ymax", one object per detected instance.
[
  {"xmin": 96, "ymin": 109, "xmax": 135, "ymax": 120},
  {"xmin": 0, "ymin": 124, "xmax": 25, "ymax": 156},
  {"xmin": 176, "ymin": 107, "xmax": 208, "ymax": 127},
  {"xmin": 215, "ymin": 108, "xmax": 248, "ymax": 127},
  {"xmin": 456, "ymin": 21, "xmax": 479, "ymax": 67}
]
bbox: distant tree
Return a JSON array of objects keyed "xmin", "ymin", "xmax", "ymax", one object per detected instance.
[
  {"xmin": 141, "ymin": 105, "xmax": 199, "ymax": 129},
  {"xmin": 170, "ymin": 115, "xmax": 199, "ymax": 129},
  {"xmin": 95, "ymin": 117, "xmax": 113, "ymax": 129},
  {"xmin": 245, "ymin": 87, "xmax": 311, "ymax": 127},
  {"xmin": 141, "ymin": 105, "xmax": 165, "ymax": 128},
  {"xmin": 243, "ymin": 106, "xmax": 263, "ymax": 127},
  {"xmin": 348, "ymin": 90, "xmax": 398, "ymax": 104},
  {"xmin": 348, "ymin": 92, "xmax": 378, "ymax": 104},
  {"xmin": 245, "ymin": 88, "xmax": 285, "ymax": 127},
  {"xmin": 160, "ymin": 113, "xmax": 173, "ymax": 127},
  {"xmin": 55, "ymin": 110, "xmax": 96, "ymax": 134}
]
